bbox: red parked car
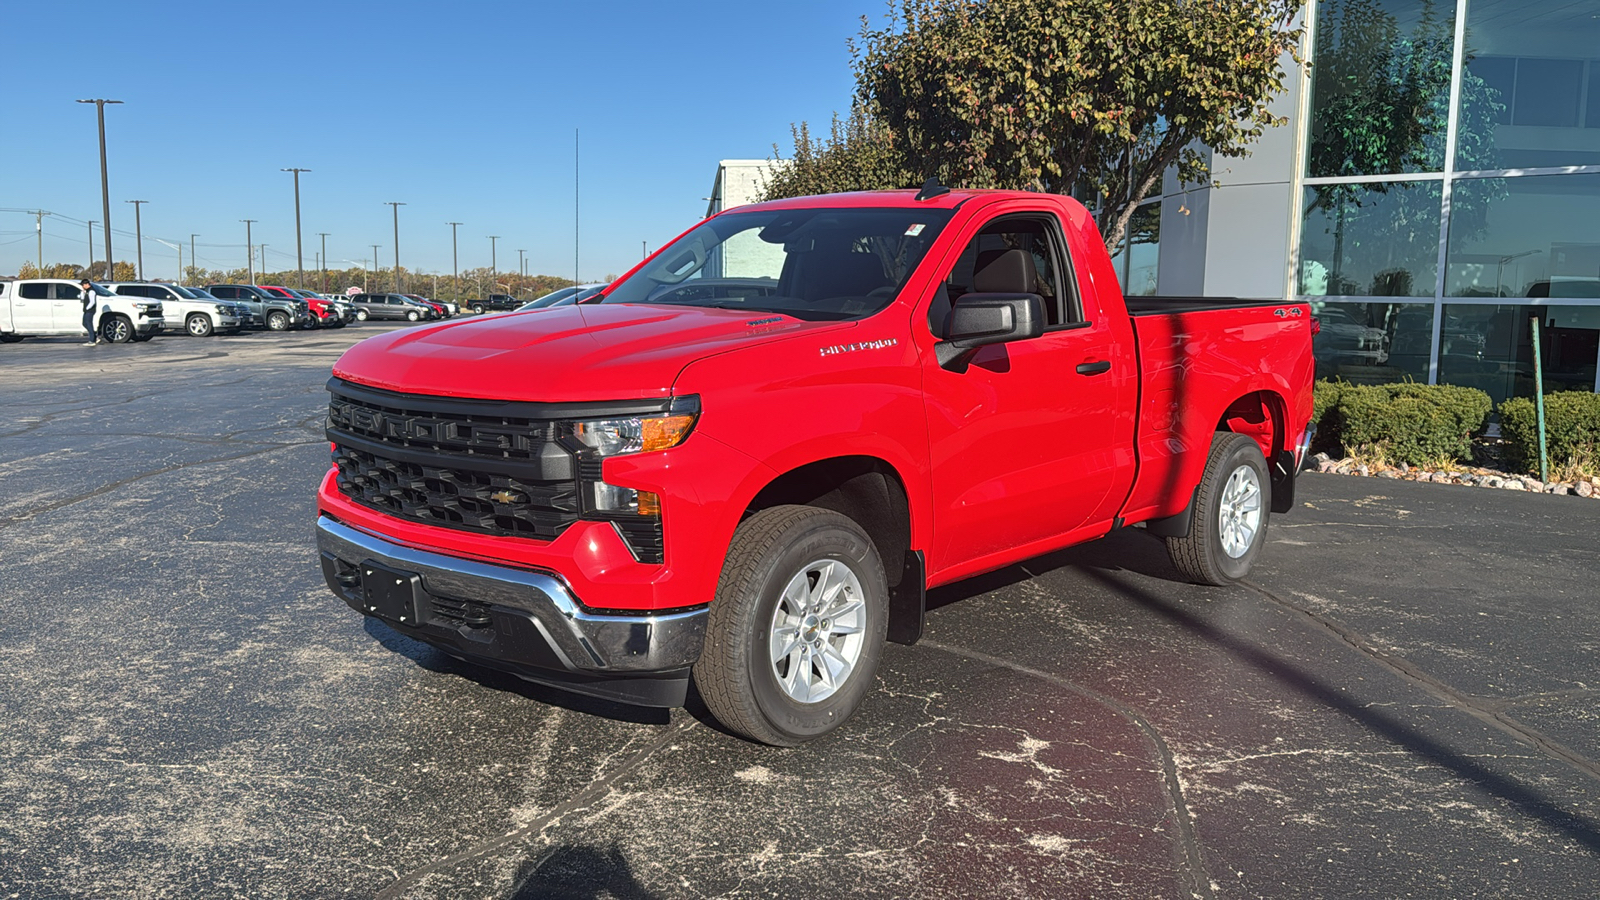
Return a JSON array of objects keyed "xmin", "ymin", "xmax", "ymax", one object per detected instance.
[
  {"xmin": 404, "ymin": 294, "xmax": 450, "ymax": 318},
  {"xmin": 258, "ymin": 285, "xmax": 336, "ymax": 328},
  {"xmin": 315, "ymin": 187, "xmax": 1315, "ymax": 745}
]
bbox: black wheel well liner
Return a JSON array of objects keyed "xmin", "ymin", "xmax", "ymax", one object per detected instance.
[{"xmin": 744, "ymin": 455, "xmax": 924, "ymax": 644}]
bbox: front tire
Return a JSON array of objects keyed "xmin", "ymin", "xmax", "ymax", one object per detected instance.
[
  {"xmin": 186, "ymin": 314, "xmax": 214, "ymax": 337},
  {"xmin": 406, "ymin": 310, "xmax": 420, "ymax": 321},
  {"xmin": 694, "ymin": 506, "xmax": 888, "ymax": 746},
  {"xmin": 1166, "ymin": 432, "xmax": 1271, "ymax": 585},
  {"xmin": 99, "ymin": 315, "xmax": 134, "ymax": 344},
  {"xmin": 355, "ymin": 308, "xmax": 369, "ymax": 321},
  {"xmin": 266, "ymin": 311, "xmax": 290, "ymax": 331}
]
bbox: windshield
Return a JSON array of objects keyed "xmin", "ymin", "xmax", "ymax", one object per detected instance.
[
  {"xmin": 89, "ymin": 283, "xmax": 116, "ymax": 297},
  {"xmin": 170, "ymin": 285, "xmax": 201, "ymax": 299},
  {"xmin": 188, "ymin": 288, "xmax": 219, "ymax": 299},
  {"xmin": 524, "ymin": 287, "xmax": 581, "ymax": 309},
  {"xmin": 601, "ymin": 207, "xmax": 954, "ymax": 321}
]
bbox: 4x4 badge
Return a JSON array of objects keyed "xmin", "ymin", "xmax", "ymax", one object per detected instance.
[{"xmin": 1274, "ymin": 307, "xmax": 1304, "ymax": 318}]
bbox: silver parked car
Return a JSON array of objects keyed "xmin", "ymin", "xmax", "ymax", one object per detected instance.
[{"xmin": 106, "ymin": 282, "xmax": 245, "ymax": 337}]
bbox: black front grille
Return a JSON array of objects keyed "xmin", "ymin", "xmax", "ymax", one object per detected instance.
[
  {"xmin": 332, "ymin": 445, "xmax": 578, "ymax": 538},
  {"xmin": 327, "ymin": 380, "xmax": 672, "ymax": 563}
]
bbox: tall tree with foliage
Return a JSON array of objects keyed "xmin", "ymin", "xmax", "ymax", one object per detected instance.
[
  {"xmin": 767, "ymin": 0, "xmax": 1304, "ymax": 253},
  {"xmin": 761, "ymin": 103, "xmax": 917, "ymax": 201}
]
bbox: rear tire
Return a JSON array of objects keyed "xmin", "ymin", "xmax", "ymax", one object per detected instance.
[
  {"xmin": 1166, "ymin": 432, "xmax": 1271, "ymax": 585},
  {"xmin": 693, "ymin": 506, "xmax": 888, "ymax": 746},
  {"xmin": 0, "ymin": 334, "xmax": 24, "ymax": 343},
  {"xmin": 186, "ymin": 314, "xmax": 214, "ymax": 337},
  {"xmin": 471, "ymin": 304, "xmax": 484, "ymax": 314}
]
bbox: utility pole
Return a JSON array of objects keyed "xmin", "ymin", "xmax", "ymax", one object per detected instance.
[
  {"xmin": 87, "ymin": 221, "xmax": 96, "ymax": 275},
  {"xmin": 487, "ymin": 236, "xmax": 499, "ymax": 291},
  {"xmin": 318, "ymin": 233, "xmax": 330, "ymax": 292},
  {"xmin": 189, "ymin": 234, "xmax": 199, "ymax": 285},
  {"xmin": 76, "ymin": 98, "xmax": 122, "ymax": 280},
  {"xmin": 574, "ymin": 127, "xmax": 580, "ymax": 285},
  {"xmin": 446, "ymin": 222, "xmax": 462, "ymax": 302},
  {"xmin": 125, "ymin": 200, "xmax": 148, "ymax": 280},
  {"xmin": 371, "ymin": 244, "xmax": 382, "ymax": 292},
  {"xmin": 260, "ymin": 244, "xmax": 268, "ymax": 281},
  {"xmin": 385, "ymin": 202, "xmax": 405, "ymax": 293},
  {"xmin": 517, "ymin": 248, "xmax": 525, "ymax": 284},
  {"xmin": 241, "ymin": 219, "xmax": 257, "ymax": 283},
  {"xmin": 30, "ymin": 210, "xmax": 50, "ymax": 274},
  {"xmin": 282, "ymin": 168, "xmax": 311, "ymax": 287}
]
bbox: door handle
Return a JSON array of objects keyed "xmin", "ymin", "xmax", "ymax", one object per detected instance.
[{"xmin": 1076, "ymin": 360, "xmax": 1111, "ymax": 376}]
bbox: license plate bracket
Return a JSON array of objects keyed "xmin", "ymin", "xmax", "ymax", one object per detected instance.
[{"xmin": 360, "ymin": 561, "xmax": 426, "ymax": 627}]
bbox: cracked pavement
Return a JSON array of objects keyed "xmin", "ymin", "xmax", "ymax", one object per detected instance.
[{"xmin": 1, "ymin": 326, "xmax": 1597, "ymax": 898}]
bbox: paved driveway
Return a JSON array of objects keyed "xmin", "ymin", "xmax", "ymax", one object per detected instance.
[{"xmin": 1, "ymin": 327, "xmax": 1596, "ymax": 898}]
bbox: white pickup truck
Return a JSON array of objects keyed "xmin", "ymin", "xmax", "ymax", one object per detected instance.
[
  {"xmin": 0, "ymin": 278, "xmax": 165, "ymax": 343},
  {"xmin": 105, "ymin": 282, "xmax": 248, "ymax": 336}
]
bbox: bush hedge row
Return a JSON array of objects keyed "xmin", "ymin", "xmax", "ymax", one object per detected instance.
[
  {"xmin": 1313, "ymin": 379, "xmax": 1600, "ymax": 474},
  {"xmin": 1311, "ymin": 380, "xmax": 1492, "ymax": 466},
  {"xmin": 1497, "ymin": 391, "xmax": 1600, "ymax": 474}
]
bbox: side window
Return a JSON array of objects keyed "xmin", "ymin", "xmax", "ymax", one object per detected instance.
[
  {"xmin": 929, "ymin": 215, "xmax": 1081, "ymax": 336},
  {"xmin": 20, "ymin": 283, "xmax": 50, "ymax": 300},
  {"xmin": 54, "ymin": 283, "xmax": 83, "ymax": 300}
]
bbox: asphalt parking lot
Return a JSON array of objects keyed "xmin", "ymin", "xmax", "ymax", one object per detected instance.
[{"xmin": 2, "ymin": 325, "xmax": 1597, "ymax": 899}]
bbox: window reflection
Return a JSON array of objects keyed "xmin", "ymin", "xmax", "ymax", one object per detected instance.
[
  {"xmin": 1310, "ymin": 301, "xmax": 1435, "ymax": 383},
  {"xmin": 1124, "ymin": 203, "xmax": 1160, "ymax": 297},
  {"xmin": 1437, "ymin": 304, "xmax": 1600, "ymax": 404},
  {"xmin": 1457, "ymin": 0, "xmax": 1600, "ymax": 170},
  {"xmin": 1309, "ymin": 0, "xmax": 1455, "ymax": 178},
  {"xmin": 1446, "ymin": 174, "xmax": 1600, "ymax": 298},
  {"xmin": 1301, "ymin": 183, "xmax": 1441, "ymax": 298}
]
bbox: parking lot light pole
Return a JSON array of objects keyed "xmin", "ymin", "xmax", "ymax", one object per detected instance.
[
  {"xmin": 125, "ymin": 200, "xmax": 148, "ymax": 280},
  {"xmin": 189, "ymin": 234, "xmax": 199, "ymax": 286},
  {"xmin": 487, "ymin": 236, "xmax": 499, "ymax": 291},
  {"xmin": 446, "ymin": 222, "xmax": 462, "ymax": 302},
  {"xmin": 87, "ymin": 221, "xmax": 96, "ymax": 275},
  {"xmin": 260, "ymin": 244, "xmax": 268, "ymax": 281},
  {"xmin": 517, "ymin": 249, "xmax": 525, "ymax": 284},
  {"xmin": 371, "ymin": 244, "xmax": 382, "ymax": 291},
  {"xmin": 386, "ymin": 202, "xmax": 405, "ymax": 293},
  {"xmin": 76, "ymin": 98, "xmax": 122, "ymax": 280},
  {"xmin": 282, "ymin": 168, "xmax": 311, "ymax": 287},
  {"xmin": 318, "ymin": 233, "xmax": 330, "ymax": 292},
  {"xmin": 240, "ymin": 219, "xmax": 257, "ymax": 284}
]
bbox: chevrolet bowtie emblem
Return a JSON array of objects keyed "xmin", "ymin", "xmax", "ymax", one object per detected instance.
[{"xmin": 490, "ymin": 490, "xmax": 522, "ymax": 504}]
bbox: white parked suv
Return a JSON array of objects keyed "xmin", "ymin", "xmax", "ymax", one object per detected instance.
[
  {"xmin": 0, "ymin": 278, "xmax": 165, "ymax": 343},
  {"xmin": 106, "ymin": 282, "xmax": 246, "ymax": 337}
]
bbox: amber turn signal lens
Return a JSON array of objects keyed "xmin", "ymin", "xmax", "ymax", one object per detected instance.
[
  {"xmin": 641, "ymin": 414, "xmax": 696, "ymax": 452},
  {"xmin": 636, "ymin": 491, "xmax": 662, "ymax": 516}
]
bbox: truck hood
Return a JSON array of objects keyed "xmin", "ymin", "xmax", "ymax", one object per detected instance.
[{"xmin": 331, "ymin": 303, "xmax": 850, "ymax": 402}]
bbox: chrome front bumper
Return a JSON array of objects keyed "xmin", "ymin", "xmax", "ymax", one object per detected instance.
[{"xmin": 315, "ymin": 516, "xmax": 707, "ymax": 706}]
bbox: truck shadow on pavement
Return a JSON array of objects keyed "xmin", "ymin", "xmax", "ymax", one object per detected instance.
[
  {"xmin": 508, "ymin": 842, "xmax": 662, "ymax": 900},
  {"xmin": 360, "ymin": 617, "xmax": 672, "ymax": 726},
  {"xmin": 927, "ymin": 526, "xmax": 1600, "ymax": 855}
]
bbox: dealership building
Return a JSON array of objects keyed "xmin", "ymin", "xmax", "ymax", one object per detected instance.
[{"xmin": 1135, "ymin": 0, "xmax": 1600, "ymax": 404}]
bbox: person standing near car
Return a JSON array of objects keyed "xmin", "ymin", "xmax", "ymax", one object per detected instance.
[{"xmin": 79, "ymin": 278, "xmax": 101, "ymax": 346}]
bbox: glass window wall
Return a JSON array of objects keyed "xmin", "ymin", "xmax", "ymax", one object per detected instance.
[
  {"xmin": 1310, "ymin": 300, "xmax": 1436, "ymax": 384},
  {"xmin": 1446, "ymin": 173, "xmax": 1600, "ymax": 299},
  {"xmin": 1436, "ymin": 304, "xmax": 1600, "ymax": 405},
  {"xmin": 1308, "ymin": 0, "xmax": 1456, "ymax": 178},
  {"xmin": 1456, "ymin": 0, "xmax": 1600, "ymax": 170},
  {"xmin": 1300, "ymin": 182, "xmax": 1441, "ymax": 298},
  {"xmin": 1124, "ymin": 203, "xmax": 1160, "ymax": 297}
]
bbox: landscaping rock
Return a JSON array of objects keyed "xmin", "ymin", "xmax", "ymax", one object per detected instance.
[
  {"xmin": 1377, "ymin": 470, "xmax": 1400, "ymax": 479},
  {"xmin": 1485, "ymin": 476, "xmax": 1504, "ymax": 488},
  {"xmin": 1503, "ymin": 479, "xmax": 1526, "ymax": 491},
  {"xmin": 1551, "ymin": 484, "xmax": 1570, "ymax": 496},
  {"xmin": 1578, "ymin": 481, "xmax": 1595, "ymax": 498},
  {"xmin": 1357, "ymin": 464, "xmax": 1370, "ymax": 477}
]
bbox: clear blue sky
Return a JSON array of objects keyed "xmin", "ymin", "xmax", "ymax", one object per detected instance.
[{"xmin": 0, "ymin": 0, "xmax": 870, "ymax": 284}]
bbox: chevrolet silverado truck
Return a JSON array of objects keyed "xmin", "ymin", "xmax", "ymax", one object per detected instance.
[
  {"xmin": 0, "ymin": 278, "xmax": 165, "ymax": 343},
  {"xmin": 315, "ymin": 188, "xmax": 1315, "ymax": 745}
]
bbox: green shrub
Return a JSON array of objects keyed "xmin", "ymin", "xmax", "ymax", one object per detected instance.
[
  {"xmin": 1498, "ymin": 392, "xmax": 1600, "ymax": 475},
  {"xmin": 1312, "ymin": 379, "xmax": 1491, "ymax": 466}
]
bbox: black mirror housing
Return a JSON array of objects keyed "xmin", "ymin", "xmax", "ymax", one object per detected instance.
[{"xmin": 936, "ymin": 293, "xmax": 1045, "ymax": 369}]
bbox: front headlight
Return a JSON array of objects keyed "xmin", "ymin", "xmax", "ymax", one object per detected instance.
[
  {"xmin": 568, "ymin": 400, "xmax": 698, "ymax": 516},
  {"xmin": 214, "ymin": 304, "xmax": 230, "ymax": 314},
  {"xmin": 571, "ymin": 412, "xmax": 696, "ymax": 458}
]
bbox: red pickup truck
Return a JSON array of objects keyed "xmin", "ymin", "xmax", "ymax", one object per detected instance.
[{"xmin": 316, "ymin": 187, "xmax": 1314, "ymax": 745}]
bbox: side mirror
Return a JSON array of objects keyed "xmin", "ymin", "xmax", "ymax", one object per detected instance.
[{"xmin": 936, "ymin": 293, "xmax": 1045, "ymax": 370}]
